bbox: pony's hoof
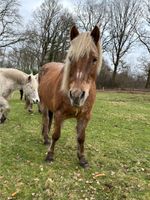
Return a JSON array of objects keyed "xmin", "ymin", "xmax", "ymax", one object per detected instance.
[
  {"xmin": 79, "ymin": 158, "xmax": 89, "ymax": 168},
  {"xmin": 45, "ymin": 152, "xmax": 54, "ymax": 162}
]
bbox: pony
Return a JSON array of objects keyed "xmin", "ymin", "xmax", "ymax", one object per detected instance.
[
  {"xmin": 0, "ymin": 68, "xmax": 40, "ymax": 123},
  {"xmin": 21, "ymin": 74, "xmax": 40, "ymax": 113},
  {"xmin": 38, "ymin": 26, "xmax": 102, "ymax": 168}
]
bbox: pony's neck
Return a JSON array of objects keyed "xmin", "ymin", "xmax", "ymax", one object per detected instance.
[
  {"xmin": 0, "ymin": 79, "xmax": 24, "ymax": 99},
  {"xmin": 10, "ymin": 71, "xmax": 28, "ymax": 91},
  {"xmin": 0, "ymin": 69, "xmax": 27, "ymax": 98},
  {"xmin": 5, "ymin": 69, "xmax": 27, "ymax": 85}
]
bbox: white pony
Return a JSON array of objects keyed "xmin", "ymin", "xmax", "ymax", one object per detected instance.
[
  {"xmin": 24, "ymin": 74, "xmax": 41, "ymax": 112},
  {"xmin": 0, "ymin": 68, "xmax": 39, "ymax": 123}
]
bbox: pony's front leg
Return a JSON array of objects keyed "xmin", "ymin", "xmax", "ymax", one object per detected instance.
[
  {"xmin": 25, "ymin": 97, "xmax": 33, "ymax": 113},
  {"xmin": 28, "ymin": 103, "xmax": 33, "ymax": 113},
  {"xmin": 76, "ymin": 117, "xmax": 90, "ymax": 168},
  {"xmin": 45, "ymin": 112, "xmax": 62, "ymax": 162}
]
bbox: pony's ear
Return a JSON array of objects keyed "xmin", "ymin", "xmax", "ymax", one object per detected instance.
[
  {"xmin": 70, "ymin": 26, "xmax": 79, "ymax": 41},
  {"xmin": 91, "ymin": 26, "xmax": 100, "ymax": 44},
  {"xmin": 27, "ymin": 75, "xmax": 32, "ymax": 82}
]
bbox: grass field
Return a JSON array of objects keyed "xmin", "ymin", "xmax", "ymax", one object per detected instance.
[{"xmin": 0, "ymin": 92, "xmax": 150, "ymax": 200}]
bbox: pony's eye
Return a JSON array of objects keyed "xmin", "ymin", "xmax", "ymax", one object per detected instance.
[{"xmin": 93, "ymin": 58, "xmax": 97, "ymax": 64}]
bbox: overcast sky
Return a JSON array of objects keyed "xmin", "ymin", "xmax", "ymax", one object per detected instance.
[
  {"xmin": 20, "ymin": 0, "xmax": 42, "ymax": 21},
  {"xmin": 19, "ymin": 0, "xmax": 74, "ymax": 22}
]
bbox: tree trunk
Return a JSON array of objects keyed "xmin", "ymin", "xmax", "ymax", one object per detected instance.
[
  {"xmin": 112, "ymin": 63, "xmax": 118, "ymax": 87},
  {"xmin": 145, "ymin": 69, "xmax": 150, "ymax": 88},
  {"xmin": 39, "ymin": 51, "xmax": 46, "ymax": 68}
]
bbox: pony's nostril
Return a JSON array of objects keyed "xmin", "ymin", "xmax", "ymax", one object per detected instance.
[
  {"xmin": 80, "ymin": 91, "xmax": 85, "ymax": 99},
  {"xmin": 36, "ymin": 99, "xmax": 39, "ymax": 103}
]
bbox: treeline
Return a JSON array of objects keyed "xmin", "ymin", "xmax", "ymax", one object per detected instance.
[
  {"xmin": 0, "ymin": 0, "xmax": 150, "ymax": 89},
  {"xmin": 97, "ymin": 60, "xmax": 148, "ymax": 89}
]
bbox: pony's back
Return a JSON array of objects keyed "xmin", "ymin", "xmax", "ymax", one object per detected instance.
[
  {"xmin": 0, "ymin": 68, "xmax": 27, "ymax": 85},
  {"xmin": 38, "ymin": 62, "xmax": 63, "ymax": 83}
]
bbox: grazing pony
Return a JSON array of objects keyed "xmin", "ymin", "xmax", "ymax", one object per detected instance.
[
  {"xmin": 39, "ymin": 26, "xmax": 102, "ymax": 168},
  {"xmin": 0, "ymin": 68, "xmax": 39, "ymax": 123},
  {"xmin": 23, "ymin": 74, "xmax": 40, "ymax": 113}
]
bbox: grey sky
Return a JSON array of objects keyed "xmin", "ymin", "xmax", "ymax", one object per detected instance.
[
  {"xmin": 19, "ymin": 0, "xmax": 74, "ymax": 23},
  {"xmin": 20, "ymin": 0, "xmax": 42, "ymax": 21}
]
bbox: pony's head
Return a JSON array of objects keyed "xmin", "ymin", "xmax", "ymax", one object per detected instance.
[
  {"xmin": 23, "ymin": 74, "xmax": 39, "ymax": 104},
  {"xmin": 61, "ymin": 26, "xmax": 102, "ymax": 107}
]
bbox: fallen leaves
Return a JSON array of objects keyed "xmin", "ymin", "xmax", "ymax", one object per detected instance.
[
  {"xmin": 11, "ymin": 191, "xmax": 17, "ymax": 197},
  {"xmin": 7, "ymin": 191, "xmax": 19, "ymax": 200},
  {"xmin": 92, "ymin": 172, "xmax": 106, "ymax": 179},
  {"xmin": 93, "ymin": 173, "xmax": 106, "ymax": 178}
]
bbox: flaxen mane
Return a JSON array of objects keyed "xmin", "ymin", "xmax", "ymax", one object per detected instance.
[{"xmin": 61, "ymin": 32, "xmax": 102, "ymax": 92}]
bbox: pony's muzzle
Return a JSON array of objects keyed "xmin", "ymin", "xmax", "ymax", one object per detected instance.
[
  {"xmin": 69, "ymin": 90, "xmax": 85, "ymax": 107},
  {"xmin": 33, "ymin": 99, "xmax": 40, "ymax": 104}
]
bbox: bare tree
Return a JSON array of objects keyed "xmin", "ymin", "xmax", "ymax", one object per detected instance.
[
  {"xmin": 0, "ymin": 48, "xmax": 5, "ymax": 66},
  {"xmin": 31, "ymin": 0, "xmax": 74, "ymax": 67},
  {"xmin": 75, "ymin": 0, "xmax": 110, "ymax": 51},
  {"xmin": 136, "ymin": 0, "xmax": 150, "ymax": 52},
  {"xmin": 139, "ymin": 58, "xmax": 150, "ymax": 89},
  {"xmin": 18, "ymin": 3, "xmax": 74, "ymax": 70},
  {"xmin": 1, "ymin": 0, "xmax": 74, "ymax": 71},
  {"xmin": 0, "ymin": 27, "xmax": 41, "ymax": 70},
  {"xmin": 107, "ymin": 0, "xmax": 142, "ymax": 86},
  {"xmin": 33, "ymin": 0, "xmax": 61, "ymax": 67},
  {"xmin": 143, "ymin": 63, "xmax": 150, "ymax": 88},
  {"xmin": 0, "ymin": 0, "xmax": 23, "ymax": 48},
  {"xmin": 135, "ymin": 0, "xmax": 150, "ymax": 88},
  {"xmin": 7, "ymin": 46, "xmax": 38, "ymax": 72},
  {"xmin": 96, "ymin": 59, "xmax": 112, "ymax": 88},
  {"xmin": 19, "ymin": 29, "xmax": 41, "ymax": 70},
  {"xmin": 46, "ymin": 11, "xmax": 74, "ymax": 62}
]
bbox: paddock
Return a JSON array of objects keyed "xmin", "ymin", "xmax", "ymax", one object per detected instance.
[{"xmin": 0, "ymin": 91, "xmax": 149, "ymax": 200}]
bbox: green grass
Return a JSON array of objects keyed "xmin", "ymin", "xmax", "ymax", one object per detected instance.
[{"xmin": 0, "ymin": 92, "xmax": 150, "ymax": 200}]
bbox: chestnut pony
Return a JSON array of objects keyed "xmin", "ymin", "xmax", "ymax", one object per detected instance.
[{"xmin": 39, "ymin": 26, "xmax": 102, "ymax": 168}]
